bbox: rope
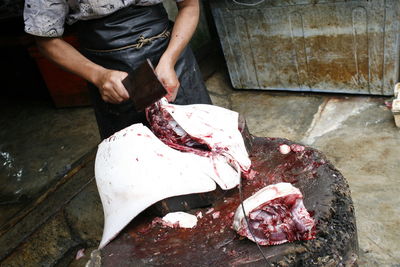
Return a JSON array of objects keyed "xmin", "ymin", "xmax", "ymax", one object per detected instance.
[
  {"xmin": 84, "ymin": 29, "xmax": 171, "ymax": 53},
  {"xmin": 136, "ymin": 29, "xmax": 171, "ymax": 49},
  {"xmin": 232, "ymin": 0, "xmax": 266, "ymax": 7}
]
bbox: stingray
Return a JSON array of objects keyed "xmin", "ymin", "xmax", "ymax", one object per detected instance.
[{"xmin": 95, "ymin": 101, "xmax": 251, "ymax": 249}]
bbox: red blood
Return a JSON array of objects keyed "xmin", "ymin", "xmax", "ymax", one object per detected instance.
[
  {"xmin": 385, "ymin": 101, "xmax": 393, "ymax": 110},
  {"xmin": 205, "ymin": 208, "xmax": 214, "ymax": 215},
  {"xmin": 195, "ymin": 211, "xmax": 203, "ymax": 218},
  {"xmin": 145, "ymin": 102, "xmax": 211, "ymax": 156},
  {"xmin": 243, "ymin": 169, "xmax": 257, "ymax": 180},
  {"xmin": 290, "ymin": 144, "xmax": 305, "ymax": 152},
  {"xmin": 212, "ymin": 211, "xmax": 221, "ymax": 219},
  {"xmin": 136, "ymin": 224, "xmax": 152, "ymax": 234}
]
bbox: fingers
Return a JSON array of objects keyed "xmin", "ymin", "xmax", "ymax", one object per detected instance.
[
  {"xmin": 101, "ymin": 82, "xmax": 124, "ymax": 104},
  {"xmin": 165, "ymin": 82, "xmax": 180, "ymax": 102},
  {"xmin": 114, "ymin": 71, "xmax": 130, "ymax": 100},
  {"xmin": 158, "ymin": 73, "xmax": 180, "ymax": 102},
  {"xmin": 98, "ymin": 70, "xmax": 130, "ymax": 104},
  {"xmin": 155, "ymin": 59, "xmax": 180, "ymax": 102},
  {"xmin": 102, "ymin": 87, "xmax": 122, "ymax": 104}
]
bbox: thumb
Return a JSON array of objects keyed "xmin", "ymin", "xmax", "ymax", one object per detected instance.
[{"xmin": 165, "ymin": 83, "xmax": 179, "ymax": 102}]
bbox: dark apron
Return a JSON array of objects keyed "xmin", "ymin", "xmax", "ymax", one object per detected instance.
[{"xmin": 77, "ymin": 4, "xmax": 212, "ymax": 139}]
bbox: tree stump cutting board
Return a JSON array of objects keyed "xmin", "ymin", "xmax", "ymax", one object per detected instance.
[{"xmin": 96, "ymin": 132, "xmax": 358, "ymax": 266}]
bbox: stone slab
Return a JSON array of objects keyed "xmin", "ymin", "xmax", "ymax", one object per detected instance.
[
  {"xmin": 65, "ymin": 181, "xmax": 104, "ymax": 247},
  {"xmin": 1, "ymin": 212, "xmax": 78, "ymax": 266},
  {"xmin": 304, "ymin": 98, "xmax": 400, "ymax": 265},
  {"xmin": 0, "ymin": 150, "xmax": 96, "ymax": 261},
  {"xmin": 231, "ymin": 92, "xmax": 324, "ymax": 141},
  {"xmin": 0, "ymin": 99, "xmax": 99, "ymax": 227}
]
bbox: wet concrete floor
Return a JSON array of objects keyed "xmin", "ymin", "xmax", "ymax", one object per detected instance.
[{"xmin": 0, "ymin": 56, "xmax": 399, "ymax": 266}]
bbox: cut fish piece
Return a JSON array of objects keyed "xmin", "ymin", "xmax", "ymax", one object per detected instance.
[
  {"xmin": 161, "ymin": 212, "xmax": 198, "ymax": 228},
  {"xmin": 147, "ymin": 98, "xmax": 251, "ymax": 189},
  {"xmin": 233, "ymin": 182, "xmax": 316, "ymax": 245},
  {"xmin": 279, "ymin": 144, "xmax": 291, "ymax": 154},
  {"xmin": 95, "ymin": 124, "xmax": 222, "ymax": 249},
  {"xmin": 162, "ymin": 100, "xmax": 250, "ymax": 171}
]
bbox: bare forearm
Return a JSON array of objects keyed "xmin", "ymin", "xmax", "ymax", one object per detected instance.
[
  {"xmin": 35, "ymin": 37, "xmax": 105, "ymax": 84},
  {"xmin": 35, "ymin": 37, "xmax": 129, "ymax": 103},
  {"xmin": 155, "ymin": 0, "xmax": 200, "ymax": 101},
  {"xmin": 36, "ymin": 38, "xmax": 104, "ymax": 83},
  {"xmin": 160, "ymin": 0, "xmax": 199, "ymax": 65}
]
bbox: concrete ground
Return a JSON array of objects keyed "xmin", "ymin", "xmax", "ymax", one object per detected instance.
[
  {"xmin": 208, "ymin": 71, "xmax": 400, "ymax": 266},
  {"xmin": 0, "ymin": 56, "xmax": 399, "ymax": 266}
]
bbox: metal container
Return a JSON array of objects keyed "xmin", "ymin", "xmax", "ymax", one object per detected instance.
[{"xmin": 210, "ymin": 0, "xmax": 400, "ymax": 95}]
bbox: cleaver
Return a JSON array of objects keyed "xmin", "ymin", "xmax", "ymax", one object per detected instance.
[{"xmin": 122, "ymin": 59, "xmax": 167, "ymax": 111}]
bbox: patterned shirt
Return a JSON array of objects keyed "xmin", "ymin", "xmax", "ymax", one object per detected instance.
[{"xmin": 24, "ymin": 0, "xmax": 183, "ymax": 37}]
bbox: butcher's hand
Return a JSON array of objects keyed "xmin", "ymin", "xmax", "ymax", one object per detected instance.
[
  {"xmin": 155, "ymin": 58, "xmax": 180, "ymax": 102},
  {"xmin": 94, "ymin": 69, "xmax": 130, "ymax": 104}
]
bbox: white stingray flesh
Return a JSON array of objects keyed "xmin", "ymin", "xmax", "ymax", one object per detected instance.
[
  {"xmin": 161, "ymin": 212, "xmax": 198, "ymax": 228},
  {"xmin": 95, "ymin": 123, "xmax": 241, "ymax": 249}
]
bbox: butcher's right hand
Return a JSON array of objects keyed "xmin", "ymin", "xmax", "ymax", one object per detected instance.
[{"xmin": 94, "ymin": 69, "xmax": 130, "ymax": 104}]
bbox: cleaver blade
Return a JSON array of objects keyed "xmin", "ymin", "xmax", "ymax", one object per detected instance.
[{"xmin": 122, "ymin": 58, "xmax": 167, "ymax": 111}]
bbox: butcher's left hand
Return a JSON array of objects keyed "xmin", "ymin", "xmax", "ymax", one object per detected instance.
[{"xmin": 155, "ymin": 58, "xmax": 180, "ymax": 102}]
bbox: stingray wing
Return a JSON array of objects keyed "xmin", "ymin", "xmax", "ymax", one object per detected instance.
[{"xmin": 95, "ymin": 124, "xmax": 219, "ymax": 249}]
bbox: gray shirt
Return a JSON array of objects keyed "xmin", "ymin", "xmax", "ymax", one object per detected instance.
[{"xmin": 24, "ymin": 0, "xmax": 182, "ymax": 37}]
